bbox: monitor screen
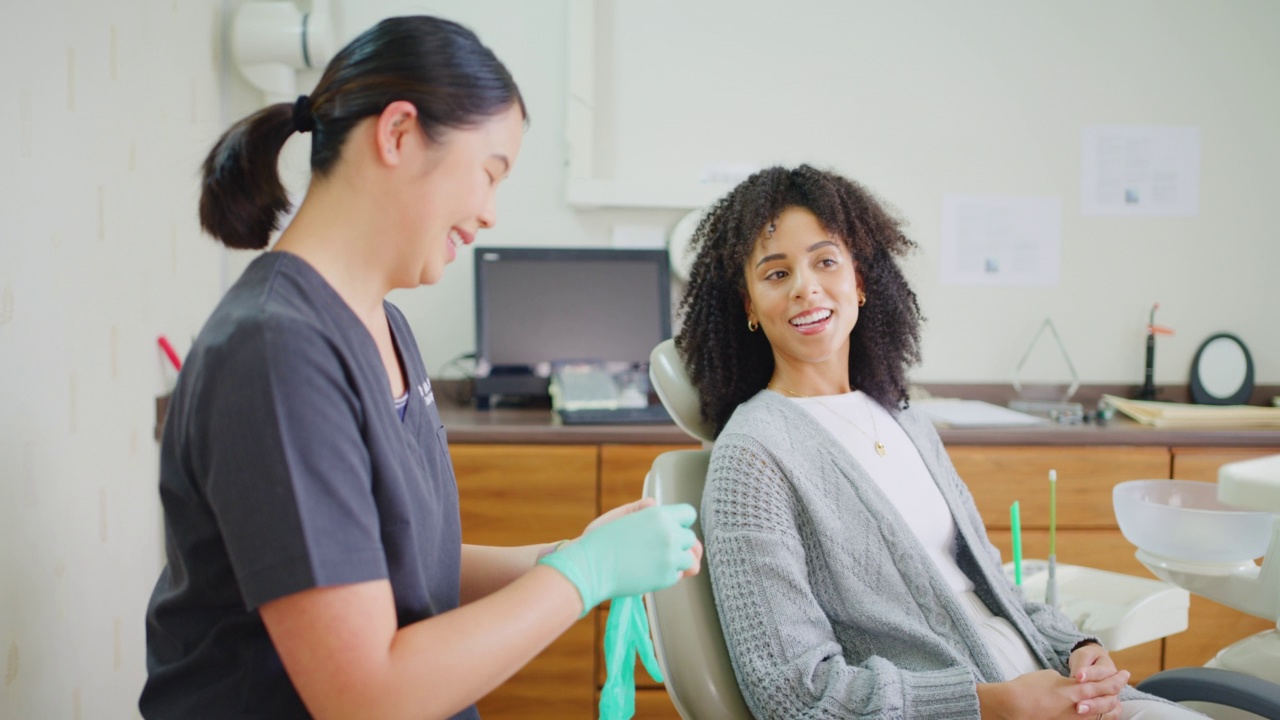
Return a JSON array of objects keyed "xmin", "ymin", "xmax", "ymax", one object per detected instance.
[{"xmin": 474, "ymin": 247, "xmax": 671, "ymax": 374}]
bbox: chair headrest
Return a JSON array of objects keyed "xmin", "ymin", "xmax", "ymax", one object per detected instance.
[{"xmin": 649, "ymin": 339, "xmax": 716, "ymax": 444}]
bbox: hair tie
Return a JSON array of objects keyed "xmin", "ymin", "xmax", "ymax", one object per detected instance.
[{"xmin": 291, "ymin": 95, "xmax": 315, "ymax": 134}]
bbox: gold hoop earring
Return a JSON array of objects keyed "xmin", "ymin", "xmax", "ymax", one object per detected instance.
[
  {"xmin": 858, "ymin": 292, "xmax": 867, "ymax": 307},
  {"xmin": 747, "ymin": 318, "xmax": 759, "ymax": 332}
]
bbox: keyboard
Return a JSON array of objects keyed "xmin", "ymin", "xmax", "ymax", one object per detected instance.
[{"xmin": 558, "ymin": 404, "xmax": 674, "ymax": 425}]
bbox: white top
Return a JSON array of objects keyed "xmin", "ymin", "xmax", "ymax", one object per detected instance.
[{"xmin": 789, "ymin": 391, "xmax": 975, "ymax": 593}]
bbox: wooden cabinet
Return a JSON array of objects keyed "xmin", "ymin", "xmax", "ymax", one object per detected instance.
[
  {"xmin": 452, "ymin": 444, "xmax": 599, "ymax": 720},
  {"xmin": 600, "ymin": 444, "xmax": 697, "ymax": 515},
  {"xmin": 1170, "ymin": 447, "xmax": 1278, "ymax": 483},
  {"xmin": 1164, "ymin": 447, "xmax": 1278, "ymax": 671},
  {"xmin": 453, "ymin": 444, "xmax": 598, "ymax": 548}
]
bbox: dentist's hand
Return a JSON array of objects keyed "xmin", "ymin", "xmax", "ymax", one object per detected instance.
[
  {"xmin": 581, "ymin": 498, "xmax": 703, "ymax": 579},
  {"xmin": 539, "ymin": 503, "xmax": 698, "ymax": 615}
]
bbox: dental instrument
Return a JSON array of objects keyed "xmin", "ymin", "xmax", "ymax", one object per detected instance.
[
  {"xmin": 1136, "ymin": 303, "xmax": 1174, "ymax": 401},
  {"xmin": 1011, "ymin": 501, "xmax": 1023, "ymax": 586},
  {"xmin": 1048, "ymin": 469, "xmax": 1058, "ymax": 608}
]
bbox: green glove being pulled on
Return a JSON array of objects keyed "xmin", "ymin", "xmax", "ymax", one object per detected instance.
[
  {"xmin": 538, "ymin": 503, "xmax": 697, "ymax": 616},
  {"xmin": 599, "ymin": 595, "xmax": 662, "ymax": 720}
]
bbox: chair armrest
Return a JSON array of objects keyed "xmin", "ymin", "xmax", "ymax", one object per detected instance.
[{"xmin": 1136, "ymin": 667, "xmax": 1280, "ymax": 717}]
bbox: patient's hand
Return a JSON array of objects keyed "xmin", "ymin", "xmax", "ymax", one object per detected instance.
[
  {"xmin": 1068, "ymin": 642, "xmax": 1126, "ymax": 716},
  {"xmin": 1068, "ymin": 642, "xmax": 1119, "ymax": 683},
  {"xmin": 978, "ymin": 668, "xmax": 1130, "ymax": 720}
]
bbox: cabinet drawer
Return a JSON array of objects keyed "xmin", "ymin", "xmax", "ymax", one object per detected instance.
[
  {"xmin": 454, "ymin": 444, "xmax": 597, "ymax": 720},
  {"xmin": 1171, "ymin": 447, "xmax": 1279, "ymax": 482},
  {"xmin": 600, "ymin": 443, "xmax": 700, "ymax": 512},
  {"xmin": 477, "ymin": 616, "xmax": 595, "ymax": 720},
  {"xmin": 948, "ymin": 446, "xmax": 1170, "ymax": 530},
  {"xmin": 453, "ymin": 444, "xmax": 597, "ymax": 545}
]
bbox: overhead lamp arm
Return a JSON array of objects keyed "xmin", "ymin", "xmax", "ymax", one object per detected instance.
[{"xmin": 231, "ymin": 0, "xmax": 337, "ymax": 103}]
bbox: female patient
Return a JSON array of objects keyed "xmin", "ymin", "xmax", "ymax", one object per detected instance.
[{"xmin": 676, "ymin": 165, "xmax": 1201, "ymax": 719}]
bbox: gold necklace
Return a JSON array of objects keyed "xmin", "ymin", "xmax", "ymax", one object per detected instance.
[{"xmin": 773, "ymin": 385, "xmax": 886, "ymax": 456}]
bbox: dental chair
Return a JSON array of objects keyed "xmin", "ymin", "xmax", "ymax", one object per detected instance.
[{"xmin": 640, "ymin": 339, "xmax": 754, "ymax": 720}]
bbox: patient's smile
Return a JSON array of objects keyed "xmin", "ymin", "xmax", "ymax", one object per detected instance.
[{"xmin": 790, "ymin": 308, "xmax": 833, "ymax": 333}]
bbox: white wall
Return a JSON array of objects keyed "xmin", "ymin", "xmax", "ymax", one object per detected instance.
[{"xmin": 0, "ymin": 1, "xmax": 228, "ymax": 717}]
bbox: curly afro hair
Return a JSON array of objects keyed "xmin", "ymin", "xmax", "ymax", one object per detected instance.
[{"xmin": 675, "ymin": 164, "xmax": 924, "ymax": 436}]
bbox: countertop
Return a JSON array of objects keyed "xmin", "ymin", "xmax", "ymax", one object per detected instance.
[{"xmin": 439, "ymin": 383, "xmax": 1280, "ymax": 447}]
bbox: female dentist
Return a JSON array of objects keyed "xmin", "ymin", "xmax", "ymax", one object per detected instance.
[{"xmin": 141, "ymin": 16, "xmax": 699, "ymax": 720}]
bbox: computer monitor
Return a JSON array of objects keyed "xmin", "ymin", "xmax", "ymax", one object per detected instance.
[{"xmin": 473, "ymin": 247, "xmax": 671, "ymax": 405}]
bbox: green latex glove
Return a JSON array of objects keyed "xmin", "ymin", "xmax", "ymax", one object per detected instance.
[
  {"xmin": 599, "ymin": 595, "xmax": 663, "ymax": 720},
  {"xmin": 539, "ymin": 503, "xmax": 696, "ymax": 616}
]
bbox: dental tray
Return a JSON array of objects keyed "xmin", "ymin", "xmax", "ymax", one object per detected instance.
[{"xmin": 1003, "ymin": 561, "xmax": 1190, "ymax": 651}]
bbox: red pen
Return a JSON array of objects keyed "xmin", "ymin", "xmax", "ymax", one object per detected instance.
[{"xmin": 157, "ymin": 335, "xmax": 183, "ymax": 372}]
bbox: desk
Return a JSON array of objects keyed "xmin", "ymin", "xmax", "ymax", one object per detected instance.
[{"xmin": 441, "ymin": 390, "xmax": 1280, "ymax": 720}]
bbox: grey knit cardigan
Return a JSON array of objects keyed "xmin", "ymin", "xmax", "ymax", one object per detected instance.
[{"xmin": 702, "ymin": 391, "xmax": 1150, "ymax": 719}]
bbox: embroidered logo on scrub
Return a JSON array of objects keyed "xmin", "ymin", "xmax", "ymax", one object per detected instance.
[{"xmin": 417, "ymin": 378, "xmax": 435, "ymax": 407}]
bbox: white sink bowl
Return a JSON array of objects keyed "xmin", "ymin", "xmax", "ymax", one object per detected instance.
[{"xmin": 1113, "ymin": 480, "xmax": 1275, "ymax": 564}]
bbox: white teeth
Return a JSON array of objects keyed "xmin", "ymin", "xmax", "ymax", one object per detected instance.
[
  {"xmin": 790, "ymin": 309, "xmax": 832, "ymax": 326},
  {"xmin": 448, "ymin": 229, "xmax": 462, "ymax": 247}
]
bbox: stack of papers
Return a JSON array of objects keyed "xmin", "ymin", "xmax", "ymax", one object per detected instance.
[
  {"xmin": 915, "ymin": 399, "xmax": 1048, "ymax": 428},
  {"xmin": 550, "ymin": 366, "xmax": 620, "ymax": 411},
  {"xmin": 1102, "ymin": 394, "xmax": 1280, "ymax": 429}
]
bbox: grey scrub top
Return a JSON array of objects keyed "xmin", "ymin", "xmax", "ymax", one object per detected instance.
[{"xmin": 141, "ymin": 252, "xmax": 479, "ymax": 720}]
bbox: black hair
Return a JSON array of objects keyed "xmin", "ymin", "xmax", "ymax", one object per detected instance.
[
  {"xmin": 199, "ymin": 15, "xmax": 526, "ymax": 250},
  {"xmin": 676, "ymin": 165, "xmax": 924, "ymax": 435}
]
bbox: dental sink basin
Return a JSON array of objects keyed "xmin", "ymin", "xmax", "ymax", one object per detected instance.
[{"xmin": 1113, "ymin": 479, "xmax": 1274, "ymax": 565}]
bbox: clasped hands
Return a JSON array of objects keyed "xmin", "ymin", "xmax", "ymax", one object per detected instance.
[
  {"xmin": 1065, "ymin": 643, "xmax": 1129, "ymax": 720},
  {"xmin": 988, "ymin": 642, "xmax": 1129, "ymax": 720}
]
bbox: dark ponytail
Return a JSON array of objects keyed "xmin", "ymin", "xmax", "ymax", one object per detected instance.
[
  {"xmin": 198, "ymin": 104, "xmax": 295, "ymax": 250},
  {"xmin": 198, "ymin": 15, "xmax": 526, "ymax": 250}
]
